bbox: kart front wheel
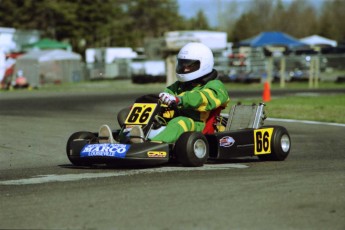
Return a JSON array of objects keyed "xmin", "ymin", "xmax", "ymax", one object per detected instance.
[
  {"xmin": 66, "ymin": 131, "xmax": 96, "ymax": 166},
  {"xmin": 174, "ymin": 132, "xmax": 209, "ymax": 167}
]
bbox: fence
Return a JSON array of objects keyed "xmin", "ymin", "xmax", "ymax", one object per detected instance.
[{"xmin": 216, "ymin": 48, "xmax": 345, "ymax": 86}]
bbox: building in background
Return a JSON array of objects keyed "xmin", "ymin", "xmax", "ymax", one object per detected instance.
[{"xmin": 85, "ymin": 47, "xmax": 137, "ymax": 80}]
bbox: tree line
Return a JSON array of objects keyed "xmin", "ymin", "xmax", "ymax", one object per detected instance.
[
  {"xmin": 0, "ymin": 0, "xmax": 344, "ymax": 55},
  {"xmin": 225, "ymin": 0, "xmax": 345, "ymax": 44}
]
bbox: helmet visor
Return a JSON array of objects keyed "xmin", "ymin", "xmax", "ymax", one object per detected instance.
[{"xmin": 176, "ymin": 59, "xmax": 200, "ymax": 74}]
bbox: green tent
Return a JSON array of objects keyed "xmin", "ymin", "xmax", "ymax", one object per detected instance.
[{"xmin": 23, "ymin": 38, "xmax": 72, "ymax": 51}]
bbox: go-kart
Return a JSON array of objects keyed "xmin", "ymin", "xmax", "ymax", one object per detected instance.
[{"xmin": 66, "ymin": 94, "xmax": 291, "ymax": 167}]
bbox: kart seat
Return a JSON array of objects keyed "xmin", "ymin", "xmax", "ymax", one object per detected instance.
[{"xmin": 202, "ymin": 107, "xmax": 224, "ymax": 134}]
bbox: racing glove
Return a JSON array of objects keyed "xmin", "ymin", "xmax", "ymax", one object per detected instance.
[{"xmin": 159, "ymin": 92, "xmax": 180, "ymax": 106}]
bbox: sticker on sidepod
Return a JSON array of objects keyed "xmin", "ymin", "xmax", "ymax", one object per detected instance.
[
  {"xmin": 219, "ymin": 136, "xmax": 235, "ymax": 147},
  {"xmin": 254, "ymin": 128, "xmax": 273, "ymax": 155},
  {"xmin": 147, "ymin": 151, "xmax": 167, "ymax": 158},
  {"xmin": 80, "ymin": 144, "xmax": 130, "ymax": 158}
]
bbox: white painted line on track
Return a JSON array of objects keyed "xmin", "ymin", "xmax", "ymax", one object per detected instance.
[
  {"xmin": 267, "ymin": 118, "xmax": 345, "ymax": 127},
  {"xmin": 0, "ymin": 163, "xmax": 248, "ymax": 186}
]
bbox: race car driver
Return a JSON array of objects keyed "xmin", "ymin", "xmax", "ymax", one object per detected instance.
[{"xmin": 99, "ymin": 42, "xmax": 230, "ymax": 144}]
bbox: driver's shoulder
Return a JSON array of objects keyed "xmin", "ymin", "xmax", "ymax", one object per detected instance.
[{"xmin": 203, "ymin": 79, "xmax": 226, "ymax": 89}]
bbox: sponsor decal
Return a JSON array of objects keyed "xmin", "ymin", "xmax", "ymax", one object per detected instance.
[
  {"xmin": 80, "ymin": 144, "xmax": 130, "ymax": 158},
  {"xmin": 147, "ymin": 151, "xmax": 167, "ymax": 158},
  {"xmin": 219, "ymin": 136, "xmax": 235, "ymax": 147}
]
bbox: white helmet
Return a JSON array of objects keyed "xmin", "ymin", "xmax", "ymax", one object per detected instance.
[{"xmin": 176, "ymin": 42, "xmax": 214, "ymax": 82}]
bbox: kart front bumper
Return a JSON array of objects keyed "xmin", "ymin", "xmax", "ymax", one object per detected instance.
[{"xmin": 69, "ymin": 140, "xmax": 171, "ymax": 167}]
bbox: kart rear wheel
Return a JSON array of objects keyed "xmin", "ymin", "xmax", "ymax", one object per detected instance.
[
  {"xmin": 174, "ymin": 132, "xmax": 209, "ymax": 167},
  {"xmin": 66, "ymin": 131, "xmax": 96, "ymax": 166},
  {"xmin": 258, "ymin": 126, "xmax": 291, "ymax": 161}
]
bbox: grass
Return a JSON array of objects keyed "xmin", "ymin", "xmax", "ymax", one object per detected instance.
[
  {"xmin": 5, "ymin": 79, "xmax": 345, "ymax": 93},
  {"xmin": 1, "ymin": 79, "xmax": 345, "ymax": 124},
  {"xmin": 230, "ymin": 94, "xmax": 345, "ymax": 124},
  {"xmin": 266, "ymin": 95, "xmax": 345, "ymax": 123},
  {"xmin": 225, "ymin": 81, "xmax": 345, "ymax": 124},
  {"xmin": 33, "ymin": 79, "xmax": 167, "ymax": 93}
]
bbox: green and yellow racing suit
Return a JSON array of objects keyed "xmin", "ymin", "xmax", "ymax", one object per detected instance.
[{"xmin": 150, "ymin": 70, "xmax": 230, "ymax": 143}]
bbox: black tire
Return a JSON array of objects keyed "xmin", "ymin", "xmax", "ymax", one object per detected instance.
[
  {"xmin": 174, "ymin": 132, "xmax": 209, "ymax": 167},
  {"xmin": 258, "ymin": 126, "xmax": 291, "ymax": 161},
  {"xmin": 66, "ymin": 131, "xmax": 96, "ymax": 166}
]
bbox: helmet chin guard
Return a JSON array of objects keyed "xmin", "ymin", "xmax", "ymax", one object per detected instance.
[{"xmin": 176, "ymin": 42, "xmax": 214, "ymax": 82}]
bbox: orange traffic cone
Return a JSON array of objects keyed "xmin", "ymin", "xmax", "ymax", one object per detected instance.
[{"xmin": 262, "ymin": 81, "xmax": 271, "ymax": 102}]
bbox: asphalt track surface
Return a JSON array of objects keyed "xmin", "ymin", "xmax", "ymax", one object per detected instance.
[{"xmin": 0, "ymin": 89, "xmax": 344, "ymax": 230}]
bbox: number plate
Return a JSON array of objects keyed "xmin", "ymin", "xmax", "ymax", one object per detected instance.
[
  {"xmin": 124, "ymin": 103, "xmax": 157, "ymax": 126},
  {"xmin": 254, "ymin": 128, "xmax": 273, "ymax": 155}
]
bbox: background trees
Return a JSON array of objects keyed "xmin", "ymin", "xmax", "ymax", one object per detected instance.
[
  {"xmin": 318, "ymin": 0, "xmax": 345, "ymax": 42},
  {"xmin": 0, "ymin": 0, "xmax": 344, "ymax": 55},
  {"xmin": 219, "ymin": 0, "xmax": 344, "ymax": 45}
]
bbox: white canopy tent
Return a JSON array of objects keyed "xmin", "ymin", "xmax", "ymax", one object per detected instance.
[
  {"xmin": 300, "ymin": 35, "xmax": 337, "ymax": 47},
  {"xmin": 15, "ymin": 49, "xmax": 83, "ymax": 86}
]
